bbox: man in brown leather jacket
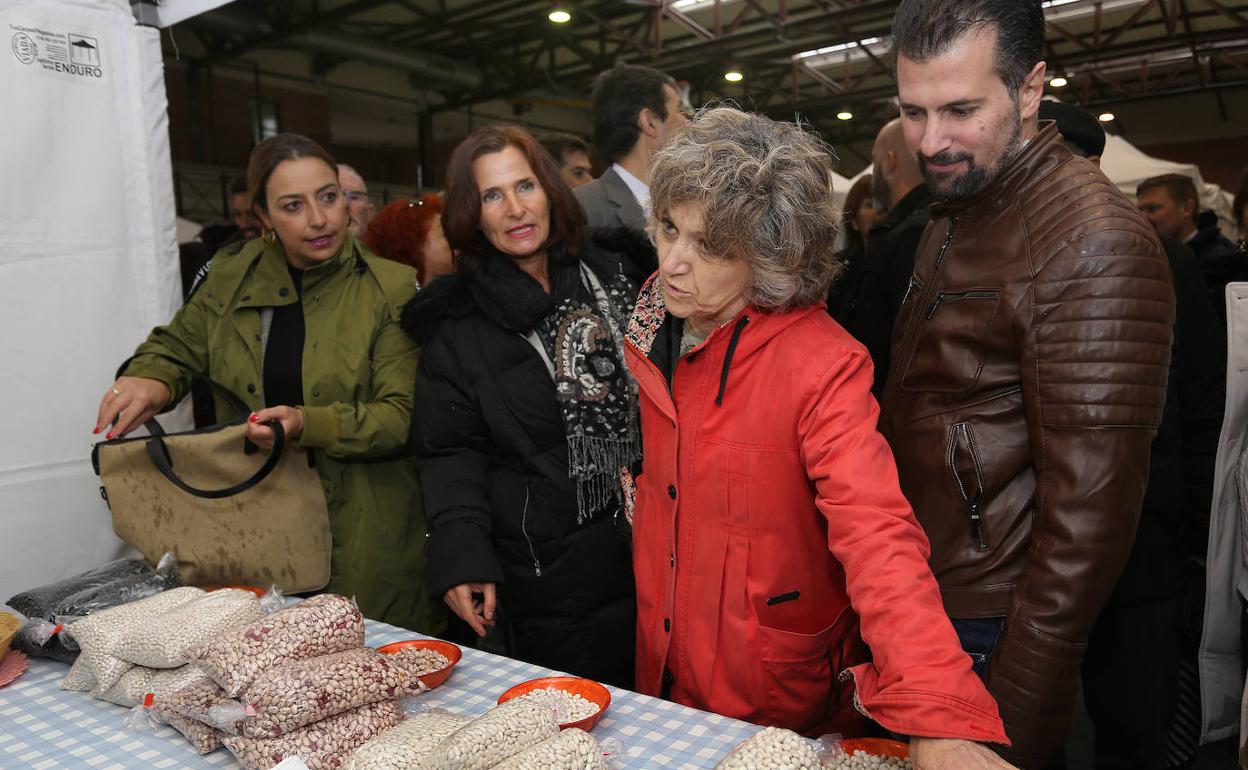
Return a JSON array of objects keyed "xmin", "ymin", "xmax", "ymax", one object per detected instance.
[{"xmin": 879, "ymin": 2, "xmax": 1176, "ymax": 767}]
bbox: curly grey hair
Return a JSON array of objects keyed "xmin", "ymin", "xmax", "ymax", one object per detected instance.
[{"xmin": 648, "ymin": 106, "xmax": 843, "ymax": 311}]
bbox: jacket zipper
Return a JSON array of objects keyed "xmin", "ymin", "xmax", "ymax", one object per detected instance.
[
  {"xmin": 519, "ymin": 482, "xmax": 542, "ymax": 576},
  {"xmin": 949, "ymin": 422, "xmax": 989, "ymax": 550},
  {"xmin": 925, "ymin": 289, "xmax": 1000, "ymax": 320},
  {"xmin": 892, "ymin": 217, "xmax": 958, "ymax": 388}
]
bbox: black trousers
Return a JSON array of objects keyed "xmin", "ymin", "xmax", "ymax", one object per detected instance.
[{"xmin": 1082, "ymin": 597, "xmax": 1180, "ymax": 770}]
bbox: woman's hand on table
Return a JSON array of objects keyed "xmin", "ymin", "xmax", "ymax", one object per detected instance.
[
  {"xmin": 910, "ymin": 738, "xmax": 1018, "ymax": 770},
  {"xmin": 247, "ymin": 406, "xmax": 304, "ymax": 450},
  {"xmin": 95, "ymin": 377, "xmax": 171, "ymax": 439},
  {"xmin": 445, "ymin": 582, "xmax": 497, "ymax": 637}
]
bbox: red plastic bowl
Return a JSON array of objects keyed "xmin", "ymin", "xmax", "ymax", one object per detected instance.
[
  {"xmin": 841, "ymin": 738, "xmax": 910, "ymax": 759},
  {"xmin": 376, "ymin": 639, "xmax": 462, "ymax": 690},
  {"xmin": 496, "ymin": 676, "xmax": 611, "ymax": 732}
]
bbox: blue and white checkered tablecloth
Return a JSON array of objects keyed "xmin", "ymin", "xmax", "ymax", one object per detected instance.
[{"xmin": 0, "ymin": 619, "xmax": 762, "ymax": 769}]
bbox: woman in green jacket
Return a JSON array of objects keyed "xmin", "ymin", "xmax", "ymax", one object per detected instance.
[{"xmin": 93, "ymin": 133, "xmax": 437, "ymax": 634}]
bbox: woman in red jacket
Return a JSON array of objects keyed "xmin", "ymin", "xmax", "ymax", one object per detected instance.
[{"xmin": 624, "ymin": 107, "xmax": 1014, "ymax": 768}]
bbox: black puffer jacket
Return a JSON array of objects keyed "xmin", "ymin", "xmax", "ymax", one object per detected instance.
[{"xmin": 401, "ymin": 228, "xmax": 654, "ymax": 688}]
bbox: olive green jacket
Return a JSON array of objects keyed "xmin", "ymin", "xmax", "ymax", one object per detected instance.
[{"xmin": 123, "ymin": 235, "xmax": 438, "ymax": 633}]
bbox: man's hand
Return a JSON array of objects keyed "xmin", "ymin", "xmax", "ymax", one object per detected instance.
[{"xmin": 910, "ymin": 738, "xmax": 1018, "ymax": 770}]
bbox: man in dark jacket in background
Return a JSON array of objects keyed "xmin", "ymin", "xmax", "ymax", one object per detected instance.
[
  {"xmin": 1138, "ymin": 173, "xmax": 1246, "ymax": 324},
  {"xmin": 1046, "ymin": 100, "xmax": 1226, "ymax": 770},
  {"xmin": 836, "ymin": 117, "xmax": 932, "ymax": 394},
  {"xmin": 881, "ymin": 2, "xmax": 1175, "ymax": 767}
]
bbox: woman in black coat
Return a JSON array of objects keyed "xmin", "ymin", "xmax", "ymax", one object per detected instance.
[{"xmin": 401, "ymin": 124, "xmax": 652, "ymax": 687}]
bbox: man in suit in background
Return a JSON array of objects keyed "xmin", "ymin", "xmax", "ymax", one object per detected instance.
[{"xmin": 576, "ymin": 63, "xmax": 687, "ymax": 232}]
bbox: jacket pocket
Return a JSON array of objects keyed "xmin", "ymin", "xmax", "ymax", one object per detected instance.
[
  {"xmin": 948, "ymin": 422, "xmax": 989, "ymax": 550},
  {"xmin": 901, "ymin": 288, "xmax": 1001, "ymax": 394},
  {"xmin": 756, "ymin": 606, "xmax": 855, "ymax": 732}
]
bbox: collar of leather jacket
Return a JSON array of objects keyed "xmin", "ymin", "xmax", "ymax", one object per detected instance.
[{"xmin": 930, "ymin": 120, "xmax": 1065, "ymax": 219}]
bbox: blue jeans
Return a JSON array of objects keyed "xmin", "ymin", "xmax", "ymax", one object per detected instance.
[{"xmin": 951, "ymin": 616, "xmax": 1006, "ymax": 682}]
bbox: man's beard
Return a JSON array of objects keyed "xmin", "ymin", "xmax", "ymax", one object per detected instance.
[{"xmin": 919, "ymin": 110, "xmax": 1023, "ymax": 202}]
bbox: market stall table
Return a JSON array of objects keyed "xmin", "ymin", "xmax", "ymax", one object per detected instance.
[{"xmin": 0, "ymin": 618, "xmax": 763, "ymax": 769}]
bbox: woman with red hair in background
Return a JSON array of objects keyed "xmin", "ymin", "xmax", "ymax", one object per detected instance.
[{"xmin": 365, "ymin": 193, "xmax": 455, "ymax": 287}]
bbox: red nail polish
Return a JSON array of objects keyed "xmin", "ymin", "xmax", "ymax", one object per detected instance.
[
  {"xmin": 106, "ymin": 433, "xmax": 114, "ymax": 440},
  {"xmin": 92, "ymin": 427, "xmax": 100, "ymax": 435},
  {"xmin": 249, "ymin": 413, "xmax": 258, "ymax": 423}
]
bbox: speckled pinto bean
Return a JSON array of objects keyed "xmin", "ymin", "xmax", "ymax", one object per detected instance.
[
  {"xmin": 238, "ymin": 647, "xmax": 430, "ymax": 739},
  {"xmin": 714, "ymin": 726, "xmax": 823, "ymax": 770},
  {"xmin": 156, "ymin": 676, "xmax": 247, "ymax": 735},
  {"xmin": 165, "ymin": 712, "xmax": 224, "ymax": 755},
  {"xmin": 184, "ymin": 594, "xmax": 364, "ymax": 697},
  {"xmin": 114, "ymin": 589, "xmax": 262, "ymax": 669},
  {"xmin": 344, "ymin": 708, "xmax": 471, "ymax": 770},
  {"xmin": 222, "ymin": 700, "xmax": 404, "ymax": 770},
  {"xmin": 60, "ymin": 587, "xmax": 205, "ymax": 693},
  {"xmin": 488, "ymin": 727, "xmax": 608, "ymax": 770},
  {"xmin": 425, "ymin": 698, "xmax": 560, "ymax": 770}
]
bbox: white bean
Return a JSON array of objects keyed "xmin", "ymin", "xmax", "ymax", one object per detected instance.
[
  {"xmin": 506, "ymin": 687, "xmax": 600, "ymax": 724},
  {"xmin": 714, "ymin": 726, "xmax": 823, "ymax": 770},
  {"xmin": 425, "ymin": 698, "xmax": 560, "ymax": 770},
  {"xmin": 113, "ymin": 589, "xmax": 262, "ymax": 668},
  {"xmin": 345, "ymin": 708, "xmax": 471, "ymax": 770},
  {"xmin": 488, "ymin": 727, "xmax": 608, "ymax": 770}
]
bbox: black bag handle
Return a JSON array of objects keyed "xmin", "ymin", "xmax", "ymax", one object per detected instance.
[
  {"xmin": 109, "ymin": 353, "xmax": 286, "ymax": 498},
  {"xmin": 143, "ymin": 419, "xmax": 286, "ymax": 499}
]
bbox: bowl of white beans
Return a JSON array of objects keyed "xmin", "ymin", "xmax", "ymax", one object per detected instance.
[{"xmin": 496, "ymin": 676, "xmax": 611, "ymax": 731}]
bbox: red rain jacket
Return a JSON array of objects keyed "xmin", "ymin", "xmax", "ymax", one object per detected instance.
[{"xmin": 623, "ymin": 275, "xmax": 1008, "ymax": 742}]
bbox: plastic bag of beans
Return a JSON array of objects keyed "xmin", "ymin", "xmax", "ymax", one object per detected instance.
[
  {"xmin": 222, "ymin": 700, "xmax": 404, "ymax": 770},
  {"xmin": 6, "ymin": 558, "xmax": 150, "ymax": 619},
  {"xmin": 488, "ymin": 727, "xmax": 609, "ymax": 770},
  {"xmin": 210, "ymin": 647, "xmax": 429, "ymax": 739},
  {"xmin": 60, "ymin": 586, "xmax": 204, "ymax": 693},
  {"xmin": 11, "ymin": 618, "xmax": 78, "ymax": 664},
  {"xmin": 114, "ymin": 588, "xmax": 263, "ymax": 668},
  {"xmin": 344, "ymin": 708, "xmax": 472, "ymax": 770},
  {"xmin": 154, "ymin": 674, "xmax": 247, "ymax": 735},
  {"xmin": 55, "ymin": 552, "xmax": 181, "ymax": 621},
  {"xmin": 425, "ymin": 699, "xmax": 560, "ymax": 770},
  {"xmin": 184, "ymin": 593, "xmax": 364, "ymax": 697},
  {"xmin": 714, "ymin": 726, "xmax": 823, "ymax": 770}
]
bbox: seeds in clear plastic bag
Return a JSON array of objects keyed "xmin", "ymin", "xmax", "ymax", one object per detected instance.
[
  {"xmin": 184, "ymin": 593, "xmax": 364, "ymax": 697},
  {"xmin": 222, "ymin": 700, "xmax": 404, "ymax": 770},
  {"xmin": 114, "ymin": 589, "xmax": 262, "ymax": 668},
  {"xmin": 165, "ymin": 712, "xmax": 224, "ymax": 755},
  {"xmin": 239, "ymin": 647, "xmax": 430, "ymax": 739},
  {"xmin": 714, "ymin": 726, "xmax": 823, "ymax": 770},
  {"xmin": 426, "ymin": 698, "xmax": 560, "ymax": 770},
  {"xmin": 60, "ymin": 587, "xmax": 205, "ymax": 693},
  {"xmin": 156, "ymin": 676, "xmax": 247, "ymax": 735},
  {"xmin": 488, "ymin": 727, "xmax": 608, "ymax": 770},
  {"xmin": 345, "ymin": 708, "xmax": 471, "ymax": 770},
  {"xmin": 95, "ymin": 666, "xmax": 155, "ymax": 708}
]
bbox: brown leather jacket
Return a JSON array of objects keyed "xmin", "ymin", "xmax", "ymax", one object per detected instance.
[{"xmin": 878, "ymin": 122, "xmax": 1175, "ymax": 768}]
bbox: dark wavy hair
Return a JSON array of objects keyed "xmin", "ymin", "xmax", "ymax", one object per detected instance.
[
  {"xmin": 591, "ymin": 63, "xmax": 678, "ymax": 163},
  {"xmin": 442, "ymin": 124, "xmax": 585, "ymax": 265},
  {"xmin": 841, "ymin": 174, "xmax": 875, "ymax": 254},
  {"xmin": 892, "ymin": 0, "xmax": 1045, "ymax": 97},
  {"xmin": 246, "ymin": 133, "xmax": 338, "ymax": 212}
]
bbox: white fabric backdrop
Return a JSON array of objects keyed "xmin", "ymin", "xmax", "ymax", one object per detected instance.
[{"xmin": 0, "ymin": 0, "xmax": 182, "ymax": 602}]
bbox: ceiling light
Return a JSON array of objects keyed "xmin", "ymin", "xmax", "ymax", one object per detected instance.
[
  {"xmin": 1098, "ymin": 112, "xmax": 1116, "ymax": 123},
  {"xmin": 1049, "ymin": 76, "xmax": 1068, "ymax": 88},
  {"xmin": 724, "ymin": 69, "xmax": 744, "ymax": 83},
  {"xmin": 548, "ymin": 9, "xmax": 571, "ymax": 23},
  {"xmin": 837, "ymin": 111, "xmax": 853, "ymax": 121}
]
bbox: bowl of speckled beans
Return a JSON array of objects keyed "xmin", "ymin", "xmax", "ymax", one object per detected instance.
[
  {"xmin": 496, "ymin": 676, "xmax": 611, "ymax": 732},
  {"xmin": 376, "ymin": 639, "xmax": 462, "ymax": 689}
]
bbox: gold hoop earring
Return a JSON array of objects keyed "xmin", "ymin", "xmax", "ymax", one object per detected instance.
[{"xmin": 262, "ymin": 229, "xmax": 277, "ymax": 247}]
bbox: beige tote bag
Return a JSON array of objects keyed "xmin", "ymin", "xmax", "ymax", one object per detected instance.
[{"xmin": 92, "ymin": 381, "xmax": 331, "ymax": 592}]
